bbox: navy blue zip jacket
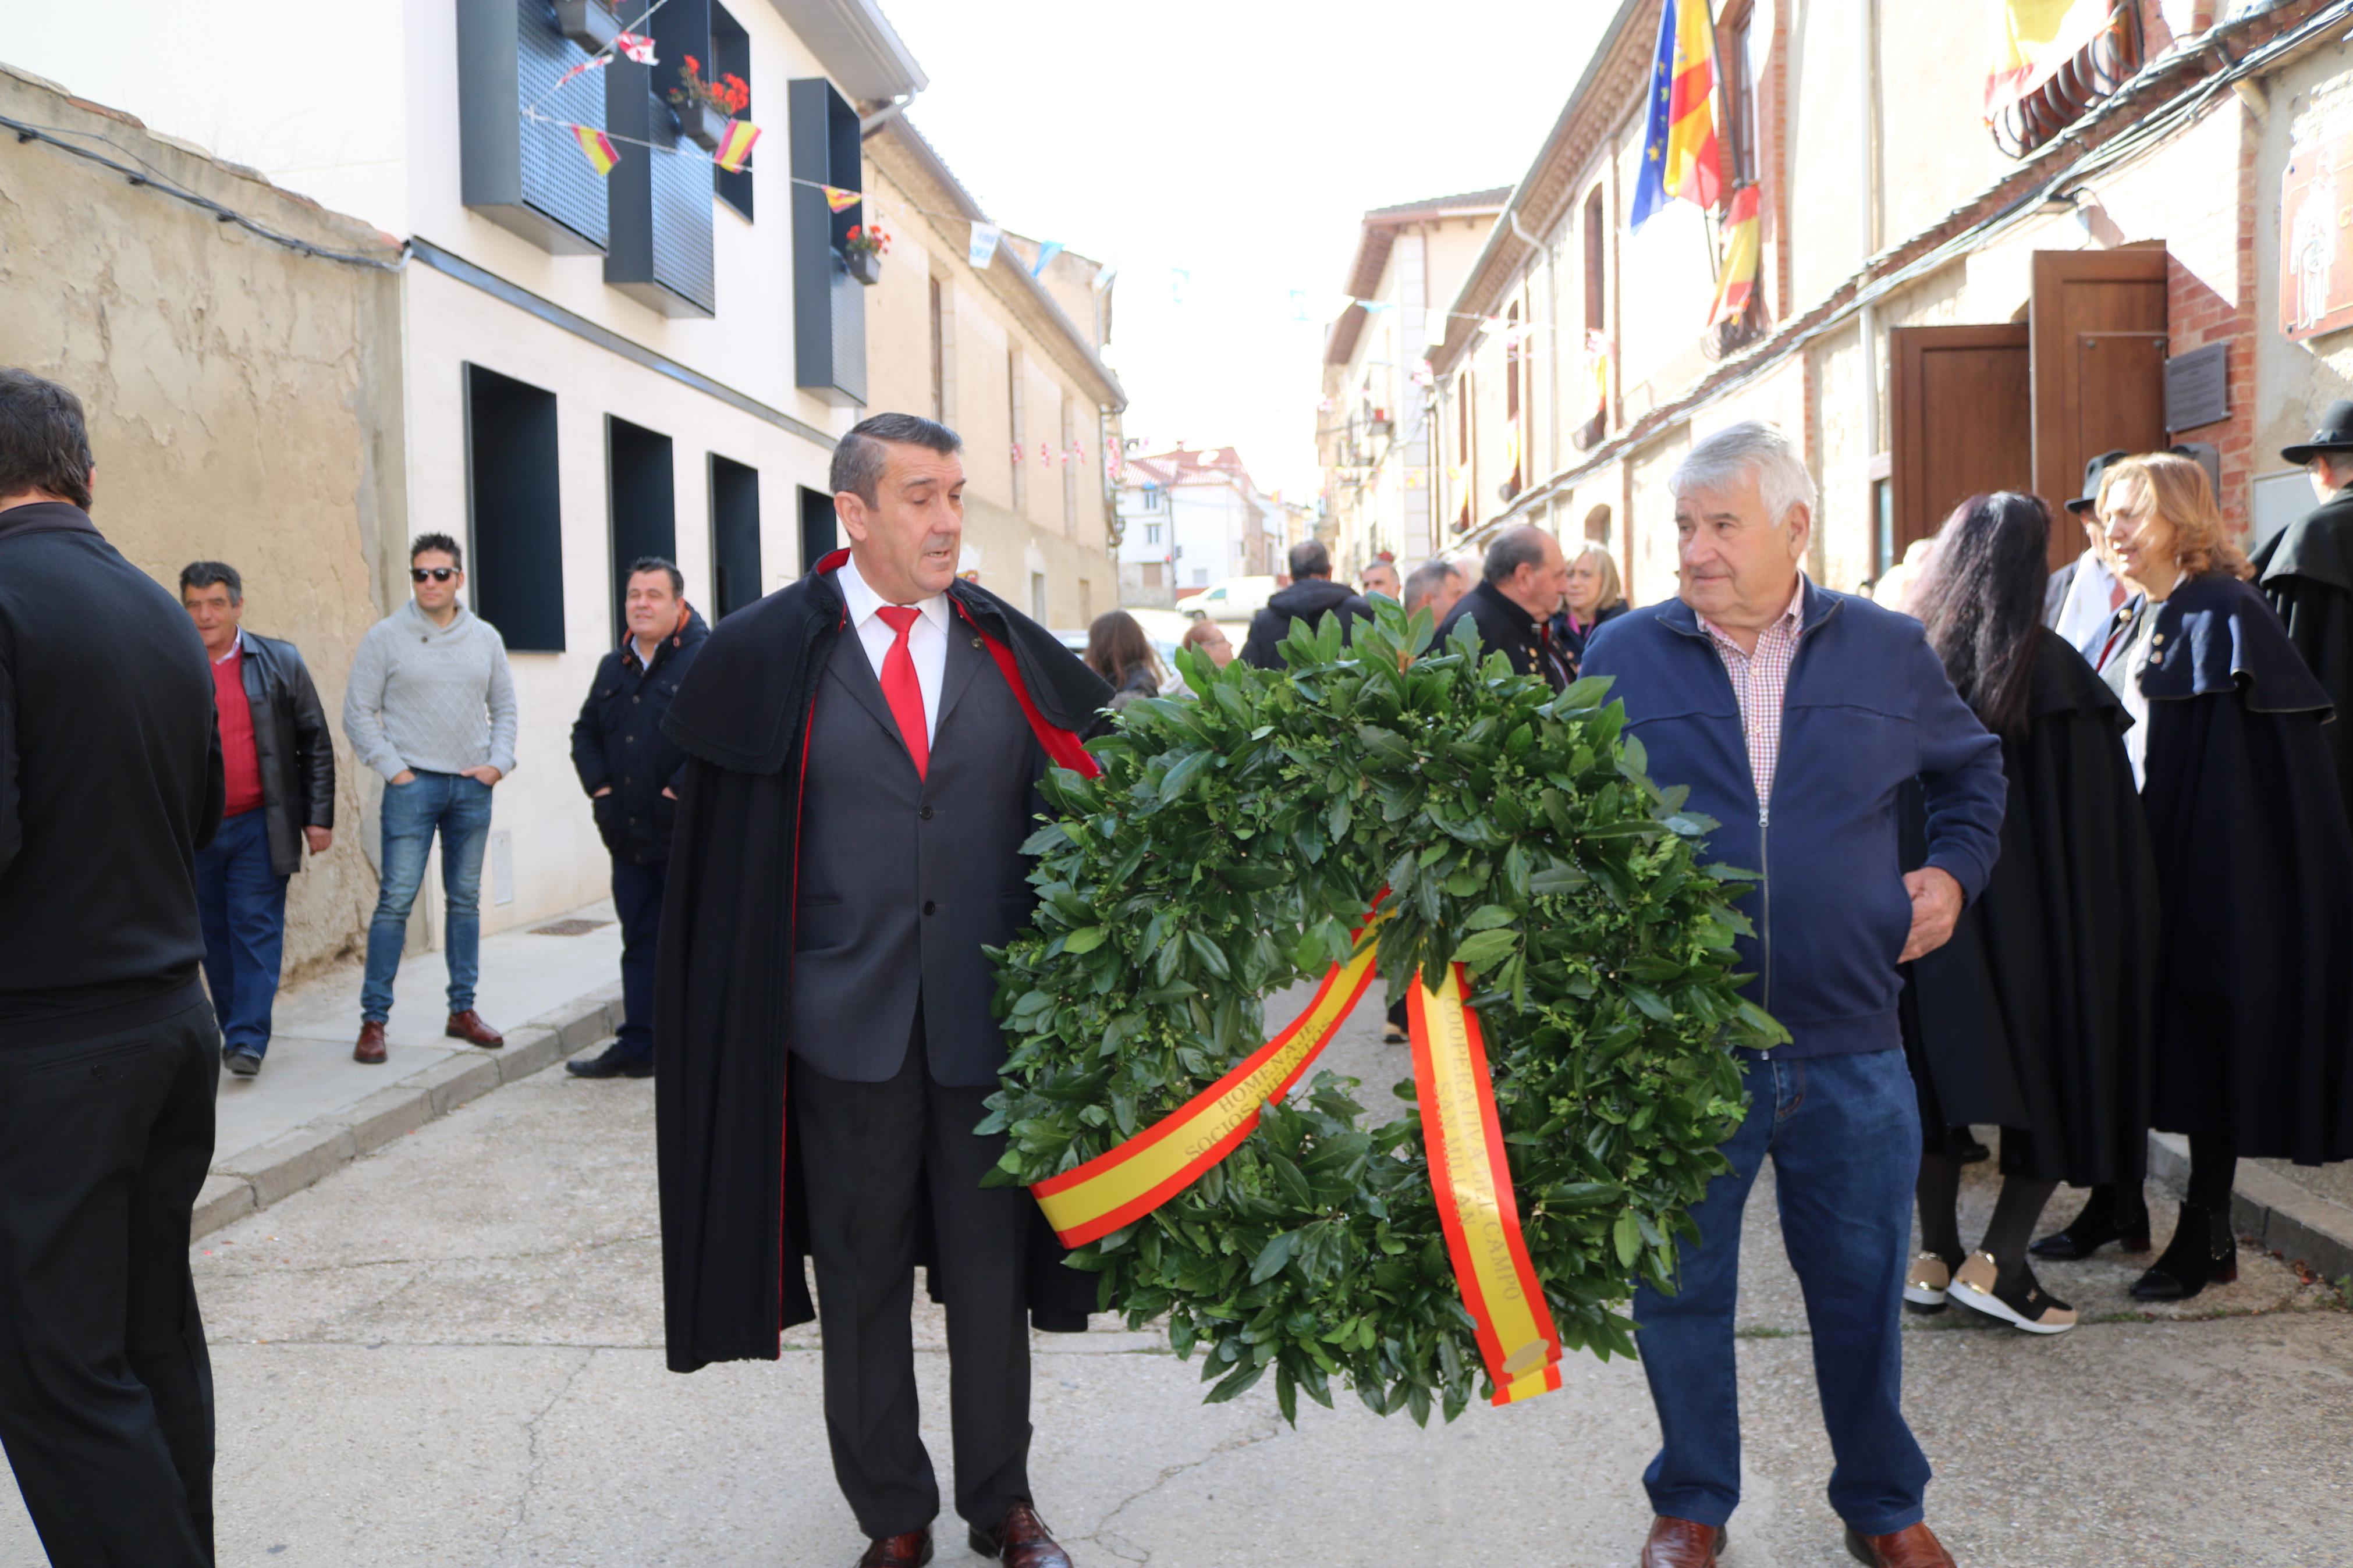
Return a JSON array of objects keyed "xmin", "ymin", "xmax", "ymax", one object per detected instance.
[
  {"xmin": 572, "ymin": 606, "xmax": 709, "ymax": 865},
  {"xmin": 1581, "ymin": 579, "xmax": 2005, "ymax": 1057}
]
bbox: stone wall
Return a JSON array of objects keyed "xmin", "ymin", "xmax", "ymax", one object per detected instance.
[{"xmin": 0, "ymin": 63, "xmax": 404, "ymax": 980}]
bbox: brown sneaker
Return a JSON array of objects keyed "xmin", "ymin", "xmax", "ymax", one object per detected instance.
[
  {"xmin": 354, "ymin": 1019, "xmax": 388, "ymax": 1064},
  {"xmin": 1845, "ymin": 1521, "xmax": 1957, "ymax": 1567},
  {"xmin": 445, "ymin": 1009, "xmax": 505, "ymax": 1048}
]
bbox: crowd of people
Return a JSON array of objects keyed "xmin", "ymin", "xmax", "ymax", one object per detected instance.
[{"xmin": 9, "ymin": 346, "xmax": 2353, "ymax": 1568}]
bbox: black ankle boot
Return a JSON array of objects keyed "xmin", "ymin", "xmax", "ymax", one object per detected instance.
[
  {"xmin": 2130, "ymin": 1201, "xmax": 2238, "ymax": 1301},
  {"xmin": 2030, "ymin": 1183, "xmax": 2152, "ymax": 1260}
]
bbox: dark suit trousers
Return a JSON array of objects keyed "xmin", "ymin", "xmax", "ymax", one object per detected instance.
[
  {"xmin": 610, "ymin": 858, "xmax": 666, "ymax": 1063},
  {"xmin": 0, "ymin": 999, "xmax": 219, "ymax": 1567},
  {"xmin": 792, "ymin": 1007, "xmax": 1032, "ymax": 1538}
]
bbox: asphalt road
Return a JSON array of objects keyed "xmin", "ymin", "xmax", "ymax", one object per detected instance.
[{"xmin": 0, "ymin": 987, "xmax": 2345, "ymax": 1566}]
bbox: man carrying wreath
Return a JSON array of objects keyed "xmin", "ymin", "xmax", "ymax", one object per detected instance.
[
  {"xmin": 653, "ymin": 414, "xmax": 1110, "ymax": 1568},
  {"xmin": 1582, "ymin": 423, "xmax": 2004, "ymax": 1568}
]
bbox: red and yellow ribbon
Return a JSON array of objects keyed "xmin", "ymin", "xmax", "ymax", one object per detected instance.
[{"xmin": 1029, "ymin": 918, "xmax": 1564, "ymax": 1405}]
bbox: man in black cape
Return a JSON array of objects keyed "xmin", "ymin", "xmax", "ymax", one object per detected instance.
[
  {"xmin": 2253, "ymin": 398, "xmax": 2353, "ymax": 831},
  {"xmin": 654, "ymin": 414, "xmax": 1109, "ymax": 1568}
]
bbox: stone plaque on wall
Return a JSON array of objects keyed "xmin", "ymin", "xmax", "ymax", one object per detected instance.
[{"xmin": 2165, "ymin": 343, "xmax": 2229, "ymax": 432}]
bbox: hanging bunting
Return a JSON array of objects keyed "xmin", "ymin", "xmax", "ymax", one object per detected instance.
[
  {"xmin": 1030, "ymin": 240, "xmax": 1066, "ymax": 277},
  {"xmin": 1170, "ymin": 268, "xmax": 1191, "ymax": 306},
  {"xmin": 1424, "ymin": 305, "xmax": 1452, "ymax": 347},
  {"xmin": 572, "ymin": 125, "xmax": 621, "ymax": 177},
  {"xmin": 714, "ymin": 119, "xmax": 761, "ymax": 173},
  {"xmin": 822, "ymin": 184, "xmax": 862, "ymax": 213},
  {"xmin": 1585, "ymin": 329, "xmax": 1612, "ymax": 416},
  {"xmin": 1358, "ymin": 299, "xmax": 1395, "ymax": 314},
  {"xmin": 1631, "ymin": 0, "xmax": 1724, "ymax": 228},
  {"xmin": 969, "ymin": 222, "xmax": 1003, "ymax": 269},
  {"xmin": 615, "ymin": 29, "xmax": 658, "ymax": 64},
  {"xmin": 1011, "ymin": 441, "xmax": 1024, "ymax": 466},
  {"xmin": 1040, "ymin": 440, "xmax": 1055, "ymax": 467},
  {"xmin": 1708, "ymin": 184, "xmax": 1763, "ymax": 327}
]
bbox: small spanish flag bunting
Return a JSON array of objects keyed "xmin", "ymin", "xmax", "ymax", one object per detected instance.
[
  {"xmin": 573, "ymin": 125, "xmax": 620, "ymax": 177},
  {"xmin": 714, "ymin": 119, "xmax": 761, "ymax": 173},
  {"xmin": 1708, "ymin": 184, "xmax": 1762, "ymax": 328},
  {"xmin": 822, "ymin": 184, "xmax": 861, "ymax": 213}
]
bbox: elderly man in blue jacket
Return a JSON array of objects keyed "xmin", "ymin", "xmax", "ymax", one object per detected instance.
[{"xmin": 1582, "ymin": 422, "xmax": 2003, "ymax": 1568}]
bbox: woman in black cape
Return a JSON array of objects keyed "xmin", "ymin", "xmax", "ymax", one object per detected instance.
[
  {"xmin": 2036, "ymin": 452, "xmax": 2353, "ymax": 1299},
  {"xmin": 1897, "ymin": 493, "xmax": 2159, "ymax": 1334}
]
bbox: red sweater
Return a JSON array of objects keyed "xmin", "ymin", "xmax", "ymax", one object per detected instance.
[{"xmin": 212, "ymin": 642, "xmax": 264, "ymax": 817}]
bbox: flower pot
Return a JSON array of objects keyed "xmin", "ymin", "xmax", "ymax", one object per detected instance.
[
  {"xmin": 677, "ymin": 101, "xmax": 728, "ymax": 152},
  {"xmin": 554, "ymin": 0, "xmax": 622, "ymax": 52},
  {"xmin": 843, "ymin": 247, "xmax": 883, "ymax": 286}
]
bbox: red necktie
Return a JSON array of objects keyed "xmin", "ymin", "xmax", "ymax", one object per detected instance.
[{"xmin": 875, "ymin": 605, "xmax": 929, "ymax": 779}]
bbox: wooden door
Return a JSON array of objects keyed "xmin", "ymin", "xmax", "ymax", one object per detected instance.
[
  {"xmin": 1888, "ymin": 324, "xmax": 2032, "ymax": 565},
  {"xmin": 2031, "ymin": 247, "xmax": 2169, "ymax": 569}
]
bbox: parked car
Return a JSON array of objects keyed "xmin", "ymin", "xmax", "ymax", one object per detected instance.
[{"xmin": 1174, "ymin": 576, "xmax": 1276, "ymax": 621}]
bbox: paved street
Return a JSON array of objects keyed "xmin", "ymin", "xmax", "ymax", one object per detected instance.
[{"xmin": 1, "ymin": 987, "xmax": 2347, "ymax": 1567}]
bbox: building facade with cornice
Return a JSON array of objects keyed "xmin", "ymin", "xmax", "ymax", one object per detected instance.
[{"xmin": 1419, "ymin": 0, "xmax": 2353, "ymax": 608}]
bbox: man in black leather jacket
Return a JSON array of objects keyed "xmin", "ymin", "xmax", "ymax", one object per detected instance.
[
  {"xmin": 180, "ymin": 560, "xmax": 336, "ymax": 1078},
  {"xmin": 568, "ymin": 557, "xmax": 709, "ymax": 1079},
  {"xmin": 1238, "ymin": 539, "xmax": 1372, "ymax": 669}
]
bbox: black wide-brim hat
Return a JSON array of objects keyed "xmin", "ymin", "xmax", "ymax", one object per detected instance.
[
  {"xmin": 2282, "ymin": 400, "xmax": 2353, "ymax": 465},
  {"xmin": 2064, "ymin": 449, "xmax": 2131, "ymax": 515}
]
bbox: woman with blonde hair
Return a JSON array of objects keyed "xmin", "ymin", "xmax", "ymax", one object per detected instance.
[
  {"xmin": 2033, "ymin": 451, "xmax": 2353, "ymax": 1299},
  {"xmin": 1554, "ymin": 542, "xmax": 1628, "ymax": 672}
]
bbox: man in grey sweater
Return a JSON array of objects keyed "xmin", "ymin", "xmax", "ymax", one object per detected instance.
[{"xmin": 342, "ymin": 532, "xmax": 519, "ymax": 1064}]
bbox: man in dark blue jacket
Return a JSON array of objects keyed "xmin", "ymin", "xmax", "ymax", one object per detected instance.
[
  {"xmin": 1582, "ymin": 422, "xmax": 2002, "ymax": 1568},
  {"xmin": 568, "ymin": 557, "xmax": 708, "ymax": 1079}
]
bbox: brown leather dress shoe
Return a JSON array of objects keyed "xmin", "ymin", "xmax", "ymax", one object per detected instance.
[
  {"xmin": 854, "ymin": 1528, "xmax": 932, "ymax": 1568},
  {"xmin": 1641, "ymin": 1515, "xmax": 1727, "ymax": 1568},
  {"xmin": 445, "ymin": 1009, "xmax": 505, "ymax": 1048},
  {"xmin": 354, "ymin": 1019, "xmax": 388, "ymax": 1064},
  {"xmin": 1844, "ymin": 1521, "xmax": 1957, "ymax": 1567},
  {"xmin": 968, "ymin": 1502, "xmax": 1073, "ymax": 1568}
]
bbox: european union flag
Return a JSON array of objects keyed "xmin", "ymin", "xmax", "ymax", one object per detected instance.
[{"xmin": 1630, "ymin": 0, "xmax": 1678, "ymax": 229}]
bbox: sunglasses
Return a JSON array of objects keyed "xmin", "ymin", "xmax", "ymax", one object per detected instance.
[{"xmin": 410, "ymin": 567, "xmax": 457, "ymax": 582}]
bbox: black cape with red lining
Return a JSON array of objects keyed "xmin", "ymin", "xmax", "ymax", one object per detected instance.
[
  {"xmin": 1897, "ymin": 629, "xmax": 2159, "ymax": 1185},
  {"xmin": 652, "ymin": 552, "xmax": 1112, "ymax": 1374},
  {"xmin": 2134, "ymin": 571, "xmax": 2353, "ymax": 1165}
]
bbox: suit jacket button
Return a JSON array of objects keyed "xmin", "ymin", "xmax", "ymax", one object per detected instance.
[
  {"xmin": 923, "ymin": 899, "xmax": 937, "ymax": 916},
  {"xmin": 920, "ymin": 805, "xmax": 934, "ymax": 820}
]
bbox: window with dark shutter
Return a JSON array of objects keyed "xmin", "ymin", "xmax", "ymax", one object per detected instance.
[
  {"xmin": 711, "ymin": 3, "xmax": 753, "ymax": 221},
  {"xmin": 798, "ymin": 485, "xmax": 839, "ymax": 573},
  {"xmin": 464, "ymin": 364, "xmax": 566, "ymax": 653},
  {"xmin": 709, "ymin": 454, "xmax": 761, "ymax": 617},
  {"xmin": 607, "ymin": 417, "xmax": 677, "ymax": 644}
]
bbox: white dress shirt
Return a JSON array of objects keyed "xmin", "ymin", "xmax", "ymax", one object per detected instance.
[{"xmin": 836, "ymin": 553, "xmax": 949, "ymax": 744}]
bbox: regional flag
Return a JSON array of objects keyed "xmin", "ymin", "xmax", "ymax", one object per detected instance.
[
  {"xmin": 1708, "ymin": 183, "xmax": 1762, "ymax": 326},
  {"xmin": 572, "ymin": 125, "xmax": 620, "ymax": 177},
  {"xmin": 1631, "ymin": 0, "xmax": 1724, "ymax": 228},
  {"xmin": 714, "ymin": 119, "xmax": 761, "ymax": 173},
  {"xmin": 1985, "ymin": 0, "xmax": 2111, "ymax": 120}
]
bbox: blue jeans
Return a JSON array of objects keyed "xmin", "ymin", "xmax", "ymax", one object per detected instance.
[
  {"xmin": 1634, "ymin": 1046, "xmax": 1930, "ymax": 1537},
  {"xmin": 194, "ymin": 808, "xmax": 289, "ymax": 1058},
  {"xmin": 361, "ymin": 771, "xmax": 494, "ymax": 1023}
]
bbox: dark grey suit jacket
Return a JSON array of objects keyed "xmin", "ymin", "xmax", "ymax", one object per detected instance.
[{"xmin": 789, "ymin": 621, "xmax": 1045, "ymax": 1086}]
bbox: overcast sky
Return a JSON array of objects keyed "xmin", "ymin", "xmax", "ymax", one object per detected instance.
[{"xmin": 880, "ymin": 0, "xmax": 1614, "ymax": 497}]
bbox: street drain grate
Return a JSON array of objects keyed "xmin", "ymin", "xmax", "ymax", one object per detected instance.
[{"xmin": 530, "ymin": 918, "xmax": 613, "ymax": 937}]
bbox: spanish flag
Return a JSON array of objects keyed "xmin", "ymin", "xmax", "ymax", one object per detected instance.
[
  {"xmin": 714, "ymin": 119, "xmax": 761, "ymax": 173},
  {"xmin": 1631, "ymin": 0, "xmax": 1723, "ymax": 228},
  {"xmin": 1985, "ymin": 0, "xmax": 2111, "ymax": 119},
  {"xmin": 572, "ymin": 125, "xmax": 620, "ymax": 177},
  {"xmin": 822, "ymin": 184, "xmax": 861, "ymax": 213},
  {"xmin": 1708, "ymin": 183, "xmax": 1762, "ymax": 327}
]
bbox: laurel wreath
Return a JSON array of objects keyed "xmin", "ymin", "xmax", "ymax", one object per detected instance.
[{"xmin": 981, "ymin": 602, "xmax": 1779, "ymax": 1424}]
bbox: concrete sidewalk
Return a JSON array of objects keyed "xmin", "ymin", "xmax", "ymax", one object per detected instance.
[{"xmin": 197, "ymin": 900, "xmax": 631, "ymax": 1238}]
